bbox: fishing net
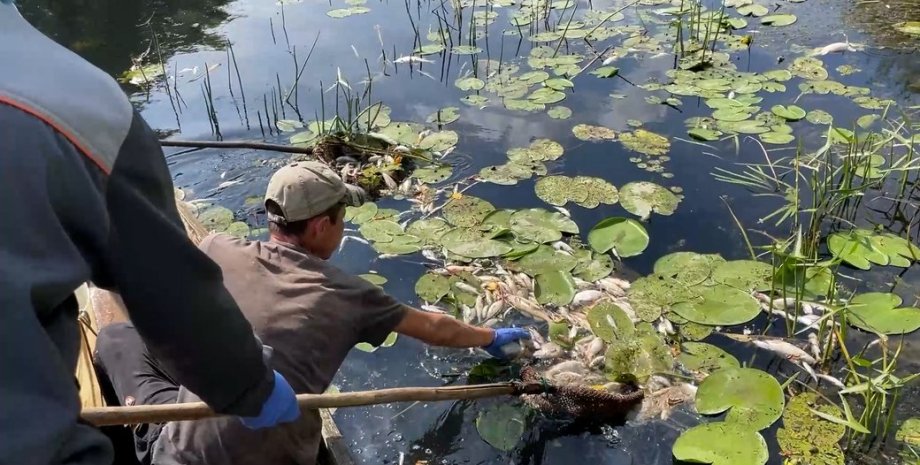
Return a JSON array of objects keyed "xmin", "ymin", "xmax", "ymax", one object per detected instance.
[{"xmin": 517, "ymin": 366, "xmax": 644, "ymax": 419}]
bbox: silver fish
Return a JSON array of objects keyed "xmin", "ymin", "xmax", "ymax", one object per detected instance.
[
  {"xmin": 420, "ymin": 304, "xmax": 448, "ymax": 313},
  {"xmin": 572, "ymin": 290, "xmax": 605, "ymax": 308},
  {"xmin": 393, "ymin": 55, "xmax": 434, "ymax": 64},
  {"xmin": 586, "ymin": 336, "xmax": 605, "ymax": 360},
  {"xmin": 533, "ymin": 342, "xmax": 565, "ymax": 360},
  {"xmin": 453, "ymin": 282, "xmax": 480, "ymax": 295},
  {"xmin": 544, "ymin": 360, "xmax": 588, "ymax": 378}
]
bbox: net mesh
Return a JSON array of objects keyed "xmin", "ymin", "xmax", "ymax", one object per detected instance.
[{"xmin": 519, "ymin": 366, "xmax": 644, "ymax": 419}]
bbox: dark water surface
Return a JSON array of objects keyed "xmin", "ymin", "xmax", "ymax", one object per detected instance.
[{"xmin": 20, "ymin": 0, "xmax": 920, "ymax": 463}]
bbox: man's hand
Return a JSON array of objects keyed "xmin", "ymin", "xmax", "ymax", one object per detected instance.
[
  {"xmin": 482, "ymin": 328, "xmax": 531, "ymax": 359},
  {"xmin": 239, "ymin": 370, "xmax": 300, "ymax": 429}
]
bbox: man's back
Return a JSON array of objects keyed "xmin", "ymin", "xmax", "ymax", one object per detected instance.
[{"xmin": 153, "ymin": 234, "xmax": 406, "ymax": 465}]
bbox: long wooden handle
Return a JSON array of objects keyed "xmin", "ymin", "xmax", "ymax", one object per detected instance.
[{"xmin": 82, "ymin": 382, "xmax": 539, "ymax": 427}]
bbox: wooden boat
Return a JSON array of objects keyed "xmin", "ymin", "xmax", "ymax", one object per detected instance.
[{"xmin": 75, "ymin": 193, "xmax": 354, "ymax": 465}]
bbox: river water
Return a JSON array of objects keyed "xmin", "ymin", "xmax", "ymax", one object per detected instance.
[{"xmin": 19, "ymin": 0, "xmax": 920, "ymax": 463}]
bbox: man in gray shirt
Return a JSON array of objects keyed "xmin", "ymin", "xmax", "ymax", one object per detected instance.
[{"xmin": 95, "ymin": 161, "xmax": 530, "ymax": 464}]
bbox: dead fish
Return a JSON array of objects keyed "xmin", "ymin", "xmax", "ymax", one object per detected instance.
[
  {"xmin": 335, "ymin": 155, "xmax": 360, "ymax": 165},
  {"xmin": 474, "ymin": 295, "xmax": 486, "ymax": 321},
  {"xmin": 601, "ymin": 56, "xmax": 617, "ymax": 66},
  {"xmin": 393, "ymin": 55, "xmax": 434, "ymax": 64},
  {"xmin": 550, "ymin": 371, "xmax": 584, "ymax": 385},
  {"xmin": 586, "ymin": 336, "xmax": 606, "ymax": 359},
  {"xmin": 460, "ymin": 305, "xmax": 475, "ymax": 323},
  {"xmin": 750, "ymin": 338, "xmax": 817, "ymax": 365},
  {"xmin": 505, "ymin": 295, "xmax": 553, "ymax": 322},
  {"xmin": 572, "ymin": 290, "xmax": 605, "ymax": 308},
  {"xmin": 552, "ymin": 206, "xmax": 572, "ymax": 218},
  {"xmin": 815, "ymin": 41, "xmax": 857, "ymax": 56},
  {"xmin": 377, "ymin": 253, "xmax": 398, "ymax": 260},
  {"xmin": 807, "ymin": 332, "xmax": 821, "ymax": 360},
  {"xmin": 589, "ymin": 355, "xmax": 605, "ymax": 369},
  {"xmin": 545, "ymin": 360, "xmax": 588, "ymax": 378},
  {"xmin": 484, "ymin": 301, "xmax": 505, "ymax": 320},
  {"xmin": 817, "ymin": 373, "xmax": 846, "ymax": 389},
  {"xmin": 657, "ymin": 318, "xmax": 675, "ymax": 335},
  {"xmin": 634, "ymin": 383, "xmax": 698, "ymax": 421},
  {"xmin": 339, "ymin": 235, "xmax": 370, "ymax": 251},
  {"xmin": 551, "ymin": 241, "xmax": 575, "ymax": 254},
  {"xmin": 420, "ymin": 304, "xmax": 448, "ymax": 313},
  {"xmin": 526, "ymin": 327, "xmax": 546, "ymax": 346},
  {"xmin": 380, "ymin": 172, "xmax": 398, "ymax": 191},
  {"xmin": 572, "ymin": 277, "xmax": 594, "ymax": 290},
  {"xmin": 421, "ymin": 249, "xmax": 440, "ymax": 262},
  {"xmin": 453, "ymin": 281, "xmax": 480, "ymax": 295},
  {"xmin": 533, "ymin": 342, "xmax": 565, "ymax": 360},
  {"xmin": 393, "ymin": 145, "xmax": 411, "ymax": 153}
]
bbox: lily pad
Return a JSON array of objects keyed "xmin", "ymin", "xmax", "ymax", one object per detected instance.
[
  {"xmin": 587, "ymin": 217, "xmax": 649, "ymax": 258},
  {"xmin": 672, "ymin": 422, "xmax": 768, "ymax": 465},
  {"xmin": 360, "ymin": 273, "xmax": 388, "ymax": 286},
  {"xmin": 534, "ymin": 175, "xmax": 618, "ymax": 208},
  {"xmin": 771, "ymin": 104, "xmax": 806, "ymax": 121},
  {"xmin": 605, "ymin": 333, "xmax": 673, "ymax": 382},
  {"xmin": 894, "ymin": 21, "xmax": 920, "ymax": 36},
  {"xmin": 476, "ymin": 404, "xmax": 528, "ymax": 451},
  {"xmin": 688, "ymin": 127, "xmax": 723, "ymax": 141},
  {"xmin": 573, "ymin": 252, "xmax": 614, "ymax": 281},
  {"xmin": 509, "ymin": 208, "xmax": 579, "ymax": 243},
  {"xmin": 587, "ymin": 301, "xmax": 636, "ymax": 342},
  {"xmin": 896, "ymin": 418, "xmax": 920, "ymax": 446},
  {"xmin": 618, "ymin": 129, "xmax": 670, "ymax": 156},
  {"xmin": 443, "ymin": 196, "xmax": 494, "ymax": 227},
  {"xmin": 827, "ymin": 229, "xmax": 889, "ymax": 270},
  {"xmin": 671, "ymin": 285, "xmax": 760, "ymax": 326},
  {"xmin": 451, "ymin": 45, "xmax": 482, "ymax": 55},
  {"xmin": 846, "ymin": 292, "xmax": 920, "ymax": 335},
  {"xmin": 346, "ymin": 202, "xmax": 378, "ymax": 225},
  {"xmin": 354, "ymin": 331, "xmax": 398, "ymax": 352},
  {"xmin": 711, "ymin": 260, "xmax": 774, "ymax": 291},
  {"xmin": 455, "ymin": 77, "xmax": 486, "ymax": 91},
  {"xmin": 528, "ymin": 87, "xmax": 567, "ymax": 104},
  {"xmin": 534, "ymin": 270, "xmax": 577, "ymax": 305},
  {"xmin": 511, "ymin": 244, "xmax": 579, "ymax": 276},
  {"xmin": 572, "ymin": 124, "xmax": 616, "ymax": 141},
  {"xmin": 761, "ymin": 13, "xmax": 796, "ymax": 26},
  {"xmin": 678, "ymin": 342, "xmax": 740, "ymax": 374},
  {"xmin": 806, "ymin": 109, "xmax": 834, "ymax": 125},
  {"xmin": 628, "ymin": 274, "xmax": 697, "ymax": 322},
  {"xmin": 413, "ymin": 164, "xmax": 453, "ymax": 184},
  {"xmin": 619, "ymin": 181, "xmax": 681, "ymax": 219},
  {"xmin": 415, "ymin": 43, "xmax": 446, "ymax": 55},
  {"xmin": 225, "ymin": 221, "xmax": 250, "ymax": 238},
  {"xmin": 696, "ymin": 367, "xmax": 784, "ymax": 430},
  {"xmin": 790, "ymin": 57, "xmax": 828, "ymax": 81},
  {"xmin": 776, "ymin": 393, "xmax": 845, "ymax": 465},
  {"xmin": 654, "ymin": 252, "xmax": 725, "ymax": 286},
  {"xmin": 416, "ymin": 273, "xmax": 451, "ymax": 302},
  {"xmin": 426, "ymin": 107, "xmax": 460, "ymax": 125},
  {"xmin": 373, "ymin": 236, "xmax": 422, "ymax": 255},
  {"xmin": 198, "ymin": 205, "xmax": 234, "ymax": 231},
  {"xmin": 406, "ymin": 218, "xmax": 450, "ymax": 244},
  {"xmin": 440, "ymin": 228, "xmax": 512, "ymax": 258},
  {"xmin": 590, "ymin": 66, "xmax": 620, "ymax": 78},
  {"xmin": 547, "ymin": 106, "xmax": 573, "ymax": 119},
  {"xmin": 759, "ymin": 131, "xmax": 795, "ymax": 144},
  {"xmin": 359, "ymin": 219, "xmax": 404, "ymax": 242},
  {"xmin": 418, "ymin": 130, "xmax": 459, "ymax": 151}
]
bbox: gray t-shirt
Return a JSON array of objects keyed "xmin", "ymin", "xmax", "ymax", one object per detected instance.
[{"xmin": 153, "ymin": 233, "xmax": 406, "ymax": 465}]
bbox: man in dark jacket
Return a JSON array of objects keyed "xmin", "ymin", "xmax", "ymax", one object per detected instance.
[{"xmin": 0, "ymin": 3, "xmax": 299, "ymax": 464}]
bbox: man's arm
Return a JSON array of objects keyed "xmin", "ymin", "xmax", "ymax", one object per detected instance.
[{"xmin": 394, "ymin": 306, "xmax": 495, "ymax": 347}]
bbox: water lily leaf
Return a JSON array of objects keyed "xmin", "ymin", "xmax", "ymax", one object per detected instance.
[
  {"xmin": 406, "ymin": 218, "xmax": 450, "ymax": 245},
  {"xmin": 678, "ymin": 342, "xmax": 740, "ymax": 374},
  {"xmin": 712, "ymin": 108, "xmax": 753, "ymax": 122},
  {"xmin": 605, "ymin": 333, "xmax": 673, "ymax": 382},
  {"xmin": 590, "ymin": 66, "xmax": 620, "ymax": 78},
  {"xmin": 425, "ymin": 107, "xmax": 460, "ymax": 125},
  {"xmin": 360, "ymin": 273, "xmax": 388, "ymax": 286},
  {"xmin": 415, "ymin": 273, "xmax": 451, "ymax": 302},
  {"xmin": 846, "ymin": 292, "xmax": 920, "ymax": 335},
  {"xmin": 510, "ymin": 244, "xmax": 579, "ymax": 275},
  {"xmin": 359, "ymin": 219, "xmax": 404, "ymax": 243},
  {"xmin": 225, "ymin": 221, "xmax": 250, "ymax": 238},
  {"xmin": 737, "ymin": 3, "xmax": 768, "ymax": 15},
  {"xmin": 719, "ymin": 119, "xmax": 769, "ymax": 134},
  {"xmin": 894, "ymin": 21, "xmax": 920, "ymax": 36},
  {"xmin": 518, "ymin": 70, "xmax": 551, "ymax": 84},
  {"xmin": 455, "ymin": 77, "xmax": 486, "ymax": 91},
  {"xmin": 856, "ymin": 114, "xmax": 879, "ymax": 129},
  {"xmin": 761, "ymin": 13, "xmax": 796, "ymax": 26},
  {"xmin": 672, "ymin": 422, "xmax": 768, "ymax": 465},
  {"xmin": 654, "ymin": 252, "xmax": 724, "ymax": 286},
  {"xmin": 572, "ymin": 124, "xmax": 616, "ymax": 141},
  {"xmin": 688, "ymin": 127, "xmax": 723, "ymax": 141},
  {"xmin": 354, "ymin": 331, "xmax": 397, "ymax": 352},
  {"xmin": 619, "ymin": 181, "xmax": 680, "ymax": 219},
  {"xmin": 451, "ymin": 45, "xmax": 483, "ymax": 55},
  {"xmin": 372, "ymin": 236, "xmax": 422, "ymax": 255},
  {"xmin": 413, "ymin": 164, "xmax": 453, "ymax": 184},
  {"xmin": 198, "ymin": 205, "xmax": 234, "ymax": 232},
  {"xmin": 619, "ymin": 129, "xmax": 670, "ymax": 156},
  {"xmin": 528, "ymin": 87, "xmax": 566, "ymax": 104},
  {"xmin": 827, "ymin": 229, "xmax": 888, "ymax": 270},
  {"xmin": 897, "ymin": 418, "xmax": 920, "ymax": 447},
  {"xmin": 790, "ymin": 57, "xmax": 828, "ymax": 80},
  {"xmin": 478, "ymin": 161, "xmax": 545, "ymax": 185},
  {"xmin": 759, "ymin": 131, "xmax": 795, "ymax": 144},
  {"xmin": 671, "ymin": 285, "xmax": 760, "ymax": 326},
  {"xmin": 275, "ymin": 119, "xmax": 303, "ymax": 132},
  {"xmin": 587, "ymin": 301, "xmax": 635, "ymax": 342},
  {"xmin": 461, "ymin": 94, "xmax": 490, "ymax": 107},
  {"xmin": 476, "ymin": 404, "xmax": 528, "ymax": 451},
  {"xmin": 415, "ymin": 43, "xmax": 446, "ymax": 55},
  {"xmin": 527, "ymin": 138, "xmax": 565, "ymax": 160},
  {"xmin": 544, "ymin": 78, "xmax": 574, "ymax": 90},
  {"xmin": 378, "ymin": 122, "xmax": 422, "ymax": 146},
  {"xmin": 534, "ymin": 270, "xmax": 577, "ymax": 305},
  {"xmin": 327, "ymin": 8, "xmax": 355, "ymax": 17},
  {"xmin": 534, "ymin": 175, "xmax": 618, "ymax": 208},
  {"xmin": 346, "ymin": 202, "xmax": 378, "ymax": 224},
  {"xmin": 587, "ymin": 217, "xmax": 649, "ymax": 257},
  {"xmin": 712, "ymin": 260, "xmax": 774, "ymax": 290},
  {"xmin": 629, "ymin": 274, "xmax": 698, "ymax": 321},
  {"xmin": 573, "ymin": 252, "xmax": 614, "ymax": 281},
  {"xmin": 418, "ymin": 130, "xmax": 458, "ymax": 151},
  {"xmin": 509, "ymin": 208, "xmax": 579, "ymax": 243},
  {"xmin": 696, "ymin": 367, "xmax": 784, "ymax": 430},
  {"xmin": 771, "ymin": 104, "xmax": 806, "ymax": 121},
  {"xmin": 504, "ymin": 240, "xmax": 541, "ymax": 259},
  {"xmin": 440, "ymin": 228, "xmax": 513, "ymax": 258},
  {"xmin": 763, "ymin": 69, "xmax": 792, "ymax": 81},
  {"xmin": 547, "ymin": 106, "xmax": 572, "ymax": 119},
  {"xmin": 776, "ymin": 392, "xmax": 845, "ymax": 465},
  {"xmin": 443, "ymin": 196, "xmax": 494, "ymax": 227},
  {"xmin": 290, "ymin": 131, "xmax": 318, "ymax": 145},
  {"xmin": 806, "ymin": 109, "xmax": 834, "ymax": 125},
  {"xmin": 504, "ymin": 98, "xmax": 546, "ymax": 112}
]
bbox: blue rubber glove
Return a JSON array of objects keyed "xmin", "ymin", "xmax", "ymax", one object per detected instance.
[
  {"xmin": 239, "ymin": 370, "xmax": 300, "ymax": 429},
  {"xmin": 482, "ymin": 328, "xmax": 531, "ymax": 359}
]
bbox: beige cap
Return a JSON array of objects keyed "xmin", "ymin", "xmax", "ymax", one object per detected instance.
[{"xmin": 265, "ymin": 161, "xmax": 366, "ymax": 223}]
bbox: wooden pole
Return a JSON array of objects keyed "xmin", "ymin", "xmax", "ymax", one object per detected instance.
[
  {"xmin": 81, "ymin": 382, "xmax": 543, "ymax": 427},
  {"xmin": 160, "ymin": 139, "xmax": 313, "ymax": 154}
]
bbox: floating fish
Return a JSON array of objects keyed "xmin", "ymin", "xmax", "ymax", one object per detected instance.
[
  {"xmin": 814, "ymin": 41, "xmax": 857, "ymax": 56},
  {"xmin": 725, "ymin": 333, "xmax": 817, "ymax": 365},
  {"xmin": 586, "ymin": 336, "xmax": 605, "ymax": 360},
  {"xmin": 657, "ymin": 318, "xmax": 675, "ymax": 335},
  {"xmin": 393, "ymin": 55, "xmax": 434, "ymax": 64},
  {"xmin": 533, "ymin": 342, "xmax": 565, "ymax": 360},
  {"xmin": 572, "ymin": 289, "xmax": 605, "ymax": 308},
  {"xmin": 544, "ymin": 360, "xmax": 588, "ymax": 378},
  {"xmin": 553, "ymin": 206, "xmax": 572, "ymax": 218},
  {"xmin": 816, "ymin": 373, "xmax": 846, "ymax": 389},
  {"xmin": 420, "ymin": 304, "xmax": 448, "ymax": 313}
]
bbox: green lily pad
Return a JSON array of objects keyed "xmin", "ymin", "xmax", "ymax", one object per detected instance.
[
  {"xmin": 696, "ymin": 367, "xmax": 784, "ymax": 430},
  {"xmin": 510, "ymin": 244, "xmax": 579, "ymax": 275},
  {"xmin": 628, "ymin": 274, "xmax": 697, "ymax": 322},
  {"xmin": 688, "ymin": 127, "xmax": 723, "ymax": 141},
  {"xmin": 654, "ymin": 252, "xmax": 725, "ymax": 286},
  {"xmin": 605, "ymin": 333, "xmax": 673, "ymax": 382},
  {"xmin": 547, "ymin": 106, "xmax": 573, "ymax": 119},
  {"xmin": 456, "ymin": 77, "xmax": 486, "ymax": 91},
  {"xmin": 509, "ymin": 208, "xmax": 579, "ymax": 243},
  {"xmin": 618, "ymin": 129, "xmax": 670, "ymax": 156},
  {"xmin": 346, "ymin": 202, "xmax": 378, "ymax": 225},
  {"xmin": 760, "ymin": 132, "xmax": 795, "ymax": 144},
  {"xmin": 672, "ymin": 422, "xmax": 768, "ymax": 465},
  {"xmin": 587, "ymin": 217, "xmax": 649, "ymax": 258},
  {"xmin": 372, "ymin": 236, "xmax": 422, "ymax": 255},
  {"xmin": 504, "ymin": 98, "xmax": 546, "ymax": 112},
  {"xmin": 419, "ymin": 130, "xmax": 459, "ymax": 151},
  {"xmin": 896, "ymin": 418, "xmax": 920, "ymax": 446},
  {"xmin": 461, "ymin": 94, "xmax": 490, "ymax": 107},
  {"xmin": 587, "ymin": 301, "xmax": 635, "ymax": 342},
  {"xmin": 671, "ymin": 285, "xmax": 760, "ymax": 326},
  {"xmin": 713, "ymin": 108, "xmax": 754, "ymax": 122},
  {"xmin": 573, "ymin": 252, "xmax": 614, "ymax": 281},
  {"xmin": 426, "ymin": 107, "xmax": 460, "ymax": 125},
  {"xmin": 763, "ymin": 69, "xmax": 793, "ymax": 81},
  {"xmin": 198, "ymin": 205, "xmax": 234, "ymax": 232},
  {"xmin": 806, "ymin": 110, "xmax": 834, "ymax": 125},
  {"xmin": 519, "ymin": 70, "xmax": 551, "ymax": 84},
  {"xmin": 476, "ymin": 404, "xmax": 528, "ymax": 451},
  {"xmin": 416, "ymin": 273, "xmax": 451, "ymax": 302},
  {"xmin": 827, "ymin": 229, "xmax": 889, "ymax": 270},
  {"xmin": 355, "ymin": 332, "xmax": 398, "ymax": 352},
  {"xmin": 440, "ymin": 228, "xmax": 512, "ymax": 258},
  {"xmin": 359, "ymin": 219, "xmax": 404, "ymax": 242},
  {"xmin": 360, "ymin": 273, "xmax": 388, "ymax": 286},
  {"xmin": 572, "ymin": 124, "xmax": 616, "ymax": 141},
  {"xmin": 678, "ymin": 342, "xmax": 740, "ymax": 374},
  {"xmin": 534, "ymin": 175, "xmax": 618, "ymax": 208},
  {"xmin": 534, "ymin": 270, "xmax": 577, "ymax": 305},
  {"xmin": 503, "ymin": 240, "xmax": 541, "ymax": 259},
  {"xmin": 415, "ymin": 43, "xmax": 446, "ymax": 55},
  {"xmin": 377, "ymin": 122, "xmax": 422, "ymax": 146},
  {"xmin": 711, "ymin": 260, "xmax": 774, "ymax": 291},
  {"xmin": 406, "ymin": 218, "xmax": 450, "ymax": 244},
  {"xmin": 771, "ymin": 104, "xmax": 806, "ymax": 121},
  {"xmin": 737, "ymin": 3, "xmax": 768, "ymax": 15},
  {"xmin": 356, "ymin": 103, "xmax": 392, "ymax": 129},
  {"xmin": 413, "ymin": 164, "xmax": 453, "ymax": 184},
  {"xmin": 776, "ymin": 393, "xmax": 845, "ymax": 465},
  {"xmin": 290, "ymin": 131, "xmax": 318, "ymax": 145},
  {"xmin": 790, "ymin": 57, "xmax": 828, "ymax": 81},
  {"xmin": 528, "ymin": 87, "xmax": 567, "ymax": 104},
  {"xmin": 224, "ymin": 221, "xmax": 250, "ymax": 238},
  {"xmin": 478, "ymin": 161, "xmax": 546, "ymax": 185},
  {"xmin": 847, "ymin": 292, "xmax": 920, "ymax": 335},
  {"xmin": 451, "ymin": 45, "xmax": 483, "ymax": 55},
  {"xmin": 761, "ymin": 13, "xmax": 796, "ymax": 26},
  {"xmin": 544, "ymin": 78, "xmax": 574, "ymax": 90},
  {"xmin": 894, "ymin": 21, "xmax": 920, "ymax": 36},
  {"xmin": 443, "ymin": 196, "xmax": 494, "ymax": 227},
  {"xmin": 590, "ymin": 66, "xmax": 620, "ymax": 78},
  {"xmin": 619, "ymin": 181, "xmax": 681, "ymax": 219}
]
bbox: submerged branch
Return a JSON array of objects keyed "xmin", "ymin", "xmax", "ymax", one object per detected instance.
[{"xmin": 160, "ymin": 139, "xmax": 314, "ymax": 154}]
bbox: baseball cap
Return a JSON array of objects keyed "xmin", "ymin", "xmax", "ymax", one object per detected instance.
[{"xmin": 264, "ymin": 161, "xmax": 367, "ymax": 223}]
